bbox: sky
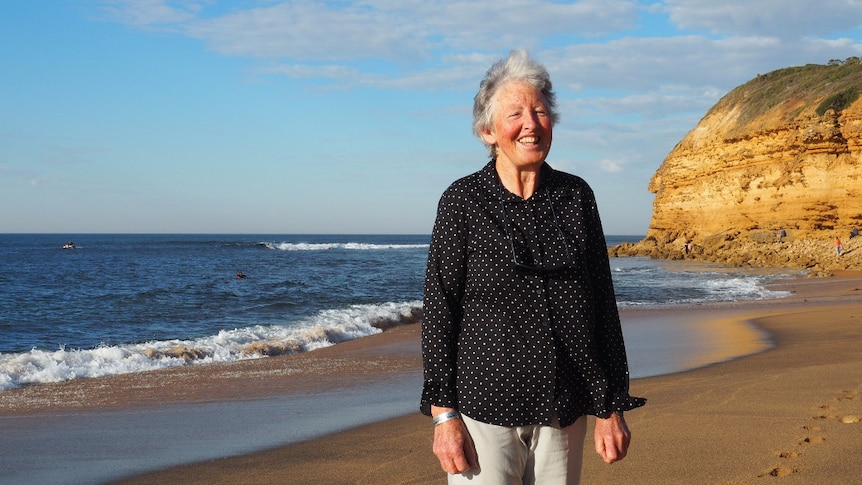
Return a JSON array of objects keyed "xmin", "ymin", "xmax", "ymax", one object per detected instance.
[{"xmin": 2, "ymin": 1, "xmax": 862, "ymax": 235}]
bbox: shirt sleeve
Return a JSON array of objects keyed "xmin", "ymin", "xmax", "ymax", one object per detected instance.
[
  {"xmin": 420, "ymin": 188, "xmax": 469, "ymax": 415},
  {"xmin": 583, "ymin": 188, "xmax": 646, "ymax": 417}
]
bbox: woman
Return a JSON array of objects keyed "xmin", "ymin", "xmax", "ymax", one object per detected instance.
[{"xmin": 421, "ymin": 50, "xmax": 645, "ymax": 485}]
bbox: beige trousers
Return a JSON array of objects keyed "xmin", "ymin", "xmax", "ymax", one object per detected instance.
[{"xmin": 449, "ymin": 414, "xmax": 587, "ymax": 485}]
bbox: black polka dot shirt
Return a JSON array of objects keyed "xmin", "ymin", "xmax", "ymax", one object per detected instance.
[{"xmin": 421, "ymin": 160, "xmax": 645, "ymax": 427}]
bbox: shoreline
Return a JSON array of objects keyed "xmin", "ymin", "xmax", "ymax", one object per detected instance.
[{"xmin": 3, "ymin": 273, "xmax": 861, "ymax": 484}]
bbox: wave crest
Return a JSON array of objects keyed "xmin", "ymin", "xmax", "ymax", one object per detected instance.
[
  {"xmin": 264, "ymin": 242, "xmax": 428, "ymax": 251},
  {"xmin": 0, "ymin": 301, "xmax": 422, "ymax": 391}
]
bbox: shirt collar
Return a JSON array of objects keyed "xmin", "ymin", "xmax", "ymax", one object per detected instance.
[{"xmin": 484, "ymin": 159, "xmax": 555, "ymax": 200}]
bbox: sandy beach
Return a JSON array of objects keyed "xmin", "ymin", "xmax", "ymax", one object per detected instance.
[{"xmin": 3, "ymin": 273, "xmax": 861, "ymax": 484}]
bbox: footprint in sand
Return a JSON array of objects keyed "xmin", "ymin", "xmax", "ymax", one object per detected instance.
[
  {"xmin": 832, "ymin": 390, "xmax": 860, "ymax": 423},
  {"xmin": 801, "ymin": 435, "xmax": 826, "ymax": 444},
  {"xmin": 778, "ymin": 450, "xmax": 800, "ymax": 459},
  {"xmin": 811, "ymin": 403, "xmax": 837, "ymax": 421},
  {"xmin": 760, "ymin": 451, "xmax": 800, "ymax": 479},
  {"xmin": 765, "ymin": 465, "xmax": 798, "ymax": 478},
  {"xmin": 801, "ymin": 410, "xmax": 828, "ymax": 444},
  {"xmin": 761, "ymin": 390, "xmax": 859, "ymax": 480}
]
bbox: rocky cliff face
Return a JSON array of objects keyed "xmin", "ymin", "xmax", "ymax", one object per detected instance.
[{"xmin": 613, "ymin": 60, "xmax": 862, "ymax": 272}]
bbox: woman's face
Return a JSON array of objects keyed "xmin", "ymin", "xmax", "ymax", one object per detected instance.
[{"xmin": 481, "ymin": 81, "xmax": 553, "ymax": 171}]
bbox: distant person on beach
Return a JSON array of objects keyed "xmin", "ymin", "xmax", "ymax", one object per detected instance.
[
  {"xmin": 835, "ymin": 237, "xmax": 844, "ymax": 256},
  {"xmin": 776, "ymin": 228, "xmax": 786, "ymax": 242},
  {"xmin": 851, "ymin": 226, "xmax": 859, "ymax": 239},
  {"xmin": 421, "ymin": 49, "xmax": 645, "ymax": 485}
]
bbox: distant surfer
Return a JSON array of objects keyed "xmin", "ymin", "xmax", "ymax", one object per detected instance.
[{"xmin": 236, "ymin": 271, "xmax": 247, "ymax": 279}]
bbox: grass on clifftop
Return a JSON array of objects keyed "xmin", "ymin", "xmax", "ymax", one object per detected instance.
[{"xmin": 711, "ymin": 57, "xmax": 862, "ymax": 129}]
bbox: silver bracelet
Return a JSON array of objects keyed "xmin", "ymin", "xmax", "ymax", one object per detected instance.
[{"xmin": 432, "ymin": 410, "xmax": 460, "ymax": 426}]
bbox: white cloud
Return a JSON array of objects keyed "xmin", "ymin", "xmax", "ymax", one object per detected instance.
[
  {"xmin": 0, "ymin": 165, "xmax": 45, "ymax": 187},
  {"xmin": 185, "ymin": 2, "xmax": 429, "ymax": 61},
  {"xmin": 94, "ymin": 0, "xmax": 862, "ymax": 98},
  {"xmin": 258, "ymin": 63, "xmax": 361, "ymax": 80},
  {"xmin": 412, "ymin": 0, "xmax": 639, "ymax": 49},
  {"xmin": 600, "ymin": 159, "xmax": 624, "ymax": 172},
  {"xmin": 559, "ymin": 85, "xmax": 724, "ymax": 122},
  {"xmin": 545, "ymin": 36, "xmax": 776, "ymax": 94},
  {"xmin": 662, "ymin": 0, "xmax": 862, "ymax": 38},
  {"xmin": 97, "ymin": 1, "xmax": 640, "ymax": 62},
  {"xmin": 97, "ymin": 0, "xmax": 203, "ymax": 26}
]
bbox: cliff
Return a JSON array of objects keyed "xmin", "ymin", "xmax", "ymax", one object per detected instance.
[{"xmin": 612, "ymin": 59, "xmax": 862, "ymax": 273}]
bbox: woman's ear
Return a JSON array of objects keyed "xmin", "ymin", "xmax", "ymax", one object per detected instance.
[{"xmin": 480, "ymin": 127, "xmax": 497, "ymax": 147}]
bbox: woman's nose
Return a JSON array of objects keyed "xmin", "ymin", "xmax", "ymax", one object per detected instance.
[{"xmin": 523, "ymin": 112, "xmax": 538, "ymax": 129}]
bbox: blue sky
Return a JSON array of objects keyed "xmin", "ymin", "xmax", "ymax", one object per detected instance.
[{"xmin": 2, "ymin": 1, "xmax": 862, "ymax": 235}]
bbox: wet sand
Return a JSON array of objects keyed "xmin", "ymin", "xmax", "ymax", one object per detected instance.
[{"xmin": 3, "ymin": 273, "xmax": 862, "ymax": 484}]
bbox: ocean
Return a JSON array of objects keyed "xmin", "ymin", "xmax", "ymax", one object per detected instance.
[{"xmin": 0, "ymin": 233, "xmax": 797, "ymax": 391}]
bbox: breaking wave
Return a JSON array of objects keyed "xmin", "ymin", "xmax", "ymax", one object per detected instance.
[{"xmin": 0, "ymin": 301, "xmax": 422, "ymax": 391}]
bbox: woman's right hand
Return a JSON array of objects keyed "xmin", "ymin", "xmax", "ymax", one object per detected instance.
[{"xmin": 431, "ymin": 407, "xmax": 478, "ymax": 474}]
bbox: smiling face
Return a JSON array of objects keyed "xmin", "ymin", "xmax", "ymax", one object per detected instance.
[{"xmin": 480, "ymin": 81, "xmax": 553, "ymax": 172}]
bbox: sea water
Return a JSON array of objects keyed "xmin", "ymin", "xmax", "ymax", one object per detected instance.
[
  {"xmin": 0, "ymin": 233, "xmax": 802, "ymax": 484},
  {"xmin": 0, "ymin": 234, "xmax": 796, "ymax": 390}
]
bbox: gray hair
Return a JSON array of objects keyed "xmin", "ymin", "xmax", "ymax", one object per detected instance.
[{"xmin": 472, "ymin": 49, "xmax": 559, "ymax": 158}]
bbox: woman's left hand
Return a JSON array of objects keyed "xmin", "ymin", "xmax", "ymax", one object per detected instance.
[{"xmin": 594, "ymin": 412, "xmax": 631, "ymax": 464}]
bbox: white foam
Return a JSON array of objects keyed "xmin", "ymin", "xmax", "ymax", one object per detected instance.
[
  {"xmin": 0, "ymin": 300, "xmax": 422, "ymax": 391},
  {"xmin": 264, "ymin": 242, "xmax": 428, "ymax": 251},
  {"xmin": 611, "ymin": 258, "xmax": 795, "ymax": 307}
]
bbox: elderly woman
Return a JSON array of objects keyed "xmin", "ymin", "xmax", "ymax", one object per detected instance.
[{"xmin": 420, "ymin": 50, "xmax": 646, "ymax": 484}]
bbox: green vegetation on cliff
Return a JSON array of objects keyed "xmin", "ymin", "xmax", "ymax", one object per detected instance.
[{"xmin": 712, "ymin": 57, "xmax": 862, "ymax": 130}]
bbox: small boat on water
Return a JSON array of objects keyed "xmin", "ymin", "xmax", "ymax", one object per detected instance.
[{"xmin": 62, "ymin": 241, "xmax": 76, "ymax": 249}]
